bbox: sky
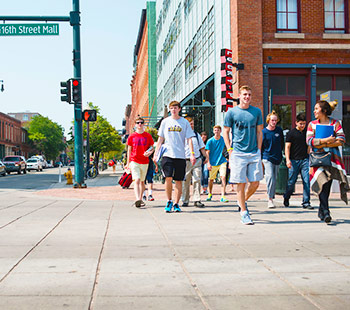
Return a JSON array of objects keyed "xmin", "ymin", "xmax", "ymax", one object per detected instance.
[{"xmin": 0, "ymin": 0, "xmax": 147, "ymax": 136}]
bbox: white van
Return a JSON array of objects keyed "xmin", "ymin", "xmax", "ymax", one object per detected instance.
[{"xmin": 31, "ymin": 155, "xmax": 47, "ymax": 169}]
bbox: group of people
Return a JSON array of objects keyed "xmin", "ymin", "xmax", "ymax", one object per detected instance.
[{"xmin": 125, "ymin": 85, "xmax": 349, "ymax": 225}]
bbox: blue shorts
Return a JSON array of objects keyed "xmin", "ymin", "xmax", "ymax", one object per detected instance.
[{"xmin": 229, "ymin": 150, "xmax": 263, "ymax": 184}]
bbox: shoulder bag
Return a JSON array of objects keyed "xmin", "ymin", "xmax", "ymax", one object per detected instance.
[{"xmin": 309, "ymin": 151, "xmax": 332, "ymax": 168}]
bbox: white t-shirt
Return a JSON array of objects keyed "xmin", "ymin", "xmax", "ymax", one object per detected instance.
[
  {"xmin": 158, "ymin": 116, "xmax": 195, "ymax": 159},
  {"xmin": 185, "ymin": 132, "xmax": 205, "ymax": 159}
]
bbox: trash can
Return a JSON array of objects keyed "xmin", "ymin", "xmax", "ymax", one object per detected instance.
[{"xmin": 275, "ymin": 156, "xmax": 288, "ymax": 195}]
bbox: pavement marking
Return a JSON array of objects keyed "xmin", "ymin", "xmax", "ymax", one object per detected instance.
[
  {"xmin": 189, "ymin": 210, "xmax": 325, "ymax": 310},
  {"xmin": 0, "ymin": 200, "xmax": 84, "ymax": 284},
  {"xmin": 0, "ymin": 200, "xmax": 28, "ymax": 211},
  {"xmin": 147, "ymin": 208, "xmax": 213, "ymax": 310},
  {"xmin": 88, "ymin": 201, "xmax": 115, "ymax": 310},
  {"xmin": 0, "ymin": 200, "xmax": 58, "ymax": 230}
]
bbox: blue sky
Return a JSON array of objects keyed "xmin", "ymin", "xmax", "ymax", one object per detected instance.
[{"xmin": 0, "ymin": 0, "xmax": 146, "ymax": 136}]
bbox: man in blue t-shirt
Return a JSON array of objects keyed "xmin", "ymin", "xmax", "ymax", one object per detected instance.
[
  {"xmin": 205, "ymin": 125, "xmax": 228, "ymax": 203},
  {"xmin": 223, "ymin": 85, "xmax": 264, "ymax": 225}
]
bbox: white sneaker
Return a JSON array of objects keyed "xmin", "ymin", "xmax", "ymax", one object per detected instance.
[{"xmin": 267, "ymin": 200, "xmax": 275, "ymax": 209}]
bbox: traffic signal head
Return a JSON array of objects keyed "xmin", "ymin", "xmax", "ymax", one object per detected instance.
[
  {"xmin": 60, "ymin": 80, "xmax": 72, "ymax": 103},
  {"xmin": 83, "ymin": 109, "xmax": 97, "ymax": 122},
  {"xmin": 72, "ymin": 78, "xmax": 81, "ymax": 103}
]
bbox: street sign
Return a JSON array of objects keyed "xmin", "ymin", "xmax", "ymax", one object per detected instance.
[
  {"xmin": 83, "ymin": 109, "xmax": 97, "ymax": 122},
  {"xmin": 0, "ymin": 24, "xmax": 59, "ymax": 36}
]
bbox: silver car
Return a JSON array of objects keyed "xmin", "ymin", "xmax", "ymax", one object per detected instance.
[{"xmin": 26, "ymin": 158, "xmax": 43, "ymax": 172}]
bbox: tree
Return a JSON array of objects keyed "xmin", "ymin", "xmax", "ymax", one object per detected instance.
[{"xmin": 27, "ymin": 115, "xmax": 66, "ymax": 160}]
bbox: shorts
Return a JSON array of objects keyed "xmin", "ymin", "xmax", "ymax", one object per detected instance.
[
  {"xmin": 209, "ymin": 162, "xmax": 227, "ymax": 180},
  {"xmin": 161, "ymin": 156, "xmax": 186, "ymax": 181},
  {"xmin": 229, "ymin": 150, "xmax": 263, "ymax": 184},
  {"xmin": 129, "ymin": 161, "xmax": 148, "ymax": 181}
]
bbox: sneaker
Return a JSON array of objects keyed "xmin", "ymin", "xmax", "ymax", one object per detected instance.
[
  {"xmin": 283, "ymin": 197, "xmax": 289, "ymax": 207},
  {"xmin": 194, "ymin": 201, "xmax": 205, "ymax": 208},
  {"xmin": 142, "ymin": 195, "xmax": 147, "ymax": 201},
  {"xmin": 220, "ymin": 196, "xmax": 229, "ymax": 203},
  {"xmin": 202, "ymin": 189, "xmax": 208, "ymax": 195},
  {"xmin": 173, "ymin": 203, "xmax": 182, "ymax": 212},
  {"xmin": 324, "ymin": 213, "xmax": 332, "ymax": 224},
  {"xmin": 134, "ymin": 200, "xmax": 142, "ymax": 208},
  {"xmin": 267, "ymin": 200, "xmax": 275, "ymax": 209},
  {"xmin": 303, "ymin": 204, "xmax": 314, "ymax": 210},
  {"xmin": 206, "ymin": 193, "xmax": 212, "ymax": 201},
  {"xmin": 164, "ymin": 201, "xmax": 173, "ymax": 213},
  {"xmin": 182, "ymin": 202, "xmax": 189, "ymax": 207},
  {"xmin": 140, "ymin": 201, "xmax": 146, "ymax": 207},
  {"xmin": 237, "ymin": 201, "xmax": 249, "ymax": 213},
  {"xmin": 148, "ymin": 195, "xmax": 154, "ymax": 201},
  {"xmin": 241, "ymin": 211, "xmax": 254, "ymax": 225}
]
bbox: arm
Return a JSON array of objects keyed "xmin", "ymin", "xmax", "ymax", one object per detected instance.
[
  {"xmin": 256, "ymin": 124, "xmax": 263, "ymax": 151},
  {"xmin": 206, "ymin": 150, "xmax": 212, "ymax": 170},
  {"xmin": 126, "ymin": 145, "xmax": 132, "ymax": 170},
  {"xmin": 153, "ymin": 136, "xmax": 165, "ymax": 163},
  {"xmin": 188, "ymin": 138, "xmax": 196, "ymax": 165},
  {"xmin": 223, "ymin": 126, "xmax": 232, "ymax": 155},
  {"xmin": 200, "ymin": 147, "xmax": 208, "ymax": 164},
  {"xmin": 285, "ymin": 142, "xmax": 292, "ymax": 168}
]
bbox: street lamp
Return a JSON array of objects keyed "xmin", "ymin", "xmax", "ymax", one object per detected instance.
[{"xmin": 0, "ymin": 80, "xmax": 4, "ymax": 92}]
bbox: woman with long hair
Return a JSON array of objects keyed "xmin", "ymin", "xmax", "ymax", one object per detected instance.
[{"xmin": 306, "ymin": 100, "xmax": 349, "ymax": 223}]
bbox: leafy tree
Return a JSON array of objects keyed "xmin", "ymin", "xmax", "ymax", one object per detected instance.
[
  {"xmin": 27, "ymin": 115, "xmax": 66, "ymax": 160},
  {"xmin": 145, "ymin": 127, "xmax": 158, "ymax": 142}
]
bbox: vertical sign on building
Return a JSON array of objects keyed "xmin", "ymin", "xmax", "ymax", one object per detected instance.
[{"xmin": 220, "ymin": 49, "xmax": 235, "ymax": 112}]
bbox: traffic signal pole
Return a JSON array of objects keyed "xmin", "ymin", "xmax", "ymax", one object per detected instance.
[{"xmin": 71, "ymin": 0, "xmax": 85, "ymax": 187}]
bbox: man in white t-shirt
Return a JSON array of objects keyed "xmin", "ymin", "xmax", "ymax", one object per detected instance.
[
  {"xmin": 182, "ymin": 116, "xmax": 208, "ymax": 208},
  {"xmin": 154, "ymin": 101, "xmax": 196, "ymax": 213}
]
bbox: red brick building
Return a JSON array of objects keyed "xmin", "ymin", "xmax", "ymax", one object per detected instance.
[
  {"xmin": 0, "ymin": 113, "xmax": 31, "ymax": 159},
  {"xmin": 230, "ymin": 0, "xmax": 350, "ymax": 136}
]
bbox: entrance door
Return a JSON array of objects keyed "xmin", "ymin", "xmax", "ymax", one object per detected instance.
[{"xmin": 272, "ymin": 100, "xmax": 307, "ymax": 131}]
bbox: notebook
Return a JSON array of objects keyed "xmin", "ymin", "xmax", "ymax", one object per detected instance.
[{"xmin": 315, "ymin": 124, "xmax": 334, "ymax": 138}]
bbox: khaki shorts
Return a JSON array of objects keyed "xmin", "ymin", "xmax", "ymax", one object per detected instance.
[
  {"xmin": 129, "ymin": 161, "xmax": 148, "ymax": 181},
  {"xmin": 209, "ymin": 162, "xmax": 227, "ymax": 180}
]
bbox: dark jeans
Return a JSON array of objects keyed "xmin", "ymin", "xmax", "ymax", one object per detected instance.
[
  {"xmin": 201, "ymin": 163, "xmax": 209, "ymax": 187},
  {"xmin": 318, "ymin": 180, "xmax": 333, "ymax": 219},
  {"xmin": 284, "ymin": 158, "xmax": 310, "ymax": 206}
]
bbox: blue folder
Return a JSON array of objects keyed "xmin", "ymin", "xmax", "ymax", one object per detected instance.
[{"xmin": 315, "ymin": 124, "xmax": 334, "ymax": 138}]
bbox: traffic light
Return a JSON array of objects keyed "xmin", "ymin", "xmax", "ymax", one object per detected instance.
[
  {"xmin": 60, "ymin": 80, "xmax": 72, "ymax": 103},
  {"xmin": 82, "ymin": 109, "xmax": 97, "ymax": 122},
  {"xmin": 72, "ymin": 78, "xmax": 81, "ymax": 103}
]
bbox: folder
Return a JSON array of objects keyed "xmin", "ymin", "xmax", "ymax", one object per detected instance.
[{"xmin": 315, "ymin": 124, "xmax": 334, "ymax": 138}]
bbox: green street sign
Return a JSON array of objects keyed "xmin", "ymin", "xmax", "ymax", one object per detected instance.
[{"xmin": 0, "ymin": 23, "xmax": 59, "ymax": 36}]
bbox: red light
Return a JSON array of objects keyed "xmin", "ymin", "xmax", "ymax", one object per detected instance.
[{"xmin": 72, "ymin": 79, "xmax": 79, "ymax": 87}]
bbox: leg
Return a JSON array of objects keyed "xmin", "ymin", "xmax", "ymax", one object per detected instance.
[
  {"xmin": 134, "ymin": 178, "xmax": 142, "ymax": 200},
  {"xmin": 165, "ymin": 177, "xmax": 173, "ymax": 201},
  {"xmin": 192, "ymin": 160, "xmax": 202, "ymax": 202},
  {"xmin": 300, "ymin": 158, "xmax": 311, "ymax": 207},
  {"xmin": 208, "ymin": 179, "xmax": 214, "ymax": 195},
  {"xmin": 219, "ymin": 163, "xmax": 227, "ymax": 198},
  {"xmin": 182, "ymin": 161, "xmax": 192, "ymax": 204},
  {"xmin": 201, "ymin": 163, "xmax": 209, "ymax": 191},
  {"xmin": 284, "ymin": 160, "xmax": 301, "ymax": 202},
  {"xmin": 236, "ymin": 183, "xmax": 247, "ymax": 211},
  {"xmin": 141, "ymin": 181, "xmax": 145, "ymax": 200},
  {"xmin": 318, "ymin": 180, "xmax": 333, "ymax": 221},
  {"xmin": 174, "ymin": 180, "xmax": 183, "ymax": 204},
  {"xmin": 245, "ymin": 181, "xmax": 260, "ymax": 201},
  {"xmin": 263, "ymin": 160, "xmax": 274, "ymax": 200}
]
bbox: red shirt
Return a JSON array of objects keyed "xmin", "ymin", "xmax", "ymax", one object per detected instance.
[{"xmin": 127, "ymin": 132, "xmax": 154, "ymax": 164}]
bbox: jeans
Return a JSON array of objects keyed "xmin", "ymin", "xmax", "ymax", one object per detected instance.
[
  {"xmin": 318, "ymin": 180, "xmax": 332, "ymax": 219},
  {"xmin": 201, "ymin": 163, "xmax": 209, "ymax": 188},
  {"xmin": 284, "ymin": 158, "xmax": 310, "ymax": 206},
  {"xmin": 263, "ymin": 160, "xmax": 279, "ymax": 199}
]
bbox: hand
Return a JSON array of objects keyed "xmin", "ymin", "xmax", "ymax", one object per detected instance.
[
  {"xmin": 154, "ymin": 164, "xmax": 159, "ymax": 173},
  {"xmin": 286, "ymin": 160, "xmax": 292, "ymax": 169},
  {"xmin": 207, "ymin": 163, "xmax": 212, "ymax": 171},
  {"xmin": 203, "ymin": 158, "xmax": 208, "ymax": 165},
  {"xmin": 323, "ymin": 136, "xmax": 336, "ymax": 145},
  {"xmin": 190, "ymin": 153, "xmax": 196, "ymax": 166},
  {"xmin": 143, "ymin": 150, "xmax": 153, "ymax": 157}
]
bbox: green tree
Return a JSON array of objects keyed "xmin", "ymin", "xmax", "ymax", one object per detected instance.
[{"xmin": 27, "ymin": 115, "xmax": 66, "ymax": 160}]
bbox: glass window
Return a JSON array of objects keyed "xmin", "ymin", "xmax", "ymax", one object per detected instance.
[
  {"xmin": 23, "ymin": 114, "xmax": 29, "ymax": 121},
  {"xmin": 269, "ymin": 76, "xmax": 287, "ymax": 95},
  {"xmin": 288, "ymin": 76, "xmax": 305, "ymax": 95},
  {"xmin": 277, "ymin": 0, "xmax": 299, "ymax": 32},
  {"xmin": 336, "ymin": 76, "xmax": 350, "ymax": 96},
  {"xmin": 324, "ymin": 0, "xmax": 345, "ymax": 32},
  {"xmin": 317, "ymin": 76, "xmax": 332, "ymax": 96}
]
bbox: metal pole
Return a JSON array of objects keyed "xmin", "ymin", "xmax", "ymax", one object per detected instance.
[
  {"xmin": 86, "ymin": 121, "xmax": 90, "ymax": 177},
  {"xmin": 71, "ymin": 0, "xmax": 85, "ymax": 187}
]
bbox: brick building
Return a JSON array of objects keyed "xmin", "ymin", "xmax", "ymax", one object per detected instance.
[
  {"xmin": 0, "ymin": 112, "xmax": 31, "ymax": 159},
  {"xmin": 129, "ymin": 2, "xmax": 157, "ymax": 135},
  {"xmin": 7, "ymin": 111, "xmax": 40, "ymax": 127}
]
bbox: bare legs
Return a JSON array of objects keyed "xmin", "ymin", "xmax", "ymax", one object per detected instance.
[
  {"xmin": 165, "ymin": 177, "xmax": 182, "ymax": 204},
  {"xmin": 236, "ymin": 181, "xmax": 259, "ymax": 211}
]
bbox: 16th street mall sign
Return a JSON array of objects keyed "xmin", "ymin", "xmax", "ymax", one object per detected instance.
[{"xmin": 0, "ymin": 24, "xmax": 59, "ymax": 36}]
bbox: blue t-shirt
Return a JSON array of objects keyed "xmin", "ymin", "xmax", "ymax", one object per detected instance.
[
  {"xmin": 262, "ymin": 126, "xmax": 284, "ymax": 165},
  {"xmin": 205, "ymin": 136, "xmax": 227, "ymax": 166},
  {"xmin": 224, "ymin": 105, "xmax": 263, "ymax": 153}
]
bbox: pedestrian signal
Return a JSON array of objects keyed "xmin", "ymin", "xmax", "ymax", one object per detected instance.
[{"xmin": 83, "ymin": 109, "xmax": 97, "ymax": 122}]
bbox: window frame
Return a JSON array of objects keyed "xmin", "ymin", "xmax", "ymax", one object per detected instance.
[
  {"xmin": 276, "ymin": 0, "xmax": 301, "ymax": 33},
  {"xmin": 324, "ymin": 0, "xmax": 349, "ymax": 33}
]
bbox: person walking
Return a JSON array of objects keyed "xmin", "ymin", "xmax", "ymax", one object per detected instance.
[
  {"xmin": 126, "ymin": 117, "xmax": 154, "ymax": 208},
  {"xmin": 182, "ymin": 117, "xmax": 208, "ymax": 208},
  {"xmin": 205, "ymin": 125, "xmax": 229, "ymax": 203},
  {"xmin": 223, "ymin": 85, "xmax": 264, "ymax": 225},
  {"xmin": 307, "ymin": 100, "xmax": 349, "ymax": 224},
  {"xmin": 200, "ymin": 131, "xmax": 209, "ymax": 194},
  {"xmin": 262, "ymin": 110, "xmax": 284, "ymax": 208},
  {"xmin": 153, "ymin": 101, "xmax": 196, "ymax": 213},
  {"xmin": 283, "ymin": 113, "xmax": 312, "ymax": 209}
]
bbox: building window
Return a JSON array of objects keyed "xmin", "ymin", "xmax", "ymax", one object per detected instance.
[
  {"xmin": 324, "ymin": 0, "xmax": 346, "ymax": 33},
  {"xmin": 276, "ymin": 0, "xmax": 299, "ymax": 32},
  {"xmin": 208, "ymin": 8, "xmax": 214, "ymax": 55},
  {"xmin": 269, "ymin": 75, "xmax": 305, "ymax": 96},
  {"xmin": 184, "ymin": 0, "xmax": 194, "ymax": 18},
  {"xmin": 23, "ymin": 114, "xmax": 29, "ymax": 121}
]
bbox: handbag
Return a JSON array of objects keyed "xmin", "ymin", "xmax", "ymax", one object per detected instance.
[{"xmin": 309, "ymin": 151, "xmax": 332, "ymax": 167}]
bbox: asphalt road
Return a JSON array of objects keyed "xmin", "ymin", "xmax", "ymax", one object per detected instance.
[{"xmin": 0, "ymin": 167, "xmax": 63, "ymax": 190}]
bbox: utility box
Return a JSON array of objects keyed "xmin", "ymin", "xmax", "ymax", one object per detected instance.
[{"xmin": 320, "ymin": 90, "xmax": 342, "ymax": 121}]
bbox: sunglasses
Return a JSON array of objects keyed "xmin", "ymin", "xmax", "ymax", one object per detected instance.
[{"xmin": 136, "ymin": 121, "xmax": 144, "ymax": 124}]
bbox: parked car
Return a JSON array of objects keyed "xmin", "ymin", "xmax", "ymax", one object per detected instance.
[
  {"xmin": 47, "ymin": 161, "xmax": 53, "ymax": 168},
  {"xmin": 2, "ymin": 156, "xmax": 27, "ymax": 174},
  {"xmin": 26, "ymin": 158, "xmax": 43, "ymax": 172},
  {"xmin": 31, "ymin": 155, "xmax": 47, "ymax": 168},
  {"xmin": 0, "ymin": 160, "xmax": 6, "ymax": 176}
]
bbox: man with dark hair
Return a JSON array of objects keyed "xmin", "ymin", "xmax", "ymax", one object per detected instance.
[{"xmin": 283, "ymin": 113, "xmax": 312, "ymax": 209}]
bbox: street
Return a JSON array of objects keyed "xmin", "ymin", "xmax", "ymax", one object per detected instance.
[{"xmin": 0, "ymin": 169, "xmax": 349, "ymax": 309}]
